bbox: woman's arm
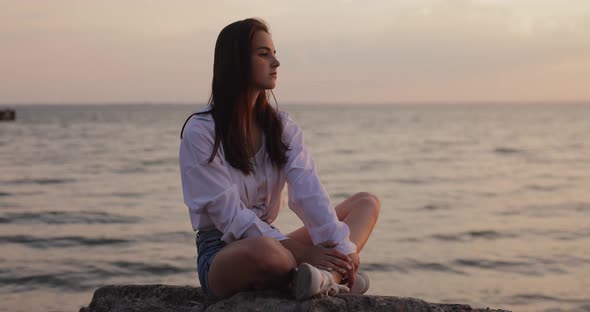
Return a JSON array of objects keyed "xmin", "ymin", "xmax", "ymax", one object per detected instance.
[{"xmin": 282, "ymin": 113, "xmax": 357, "ymax": 256}]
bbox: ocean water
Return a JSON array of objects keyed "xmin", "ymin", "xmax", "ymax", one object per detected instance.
[{"xmin": 1, "ymin": 103, "xmax": 589, "ymax": 312}]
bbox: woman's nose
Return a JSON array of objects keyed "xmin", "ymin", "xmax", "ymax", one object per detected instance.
[{"xmin": 272, "ymin": 57, "xmax": 280, "ymax": 68}]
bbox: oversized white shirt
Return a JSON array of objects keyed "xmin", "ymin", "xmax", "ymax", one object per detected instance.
[{"xmin": 179, "ymin": 106, "xmax": 357, "ymax": 255}]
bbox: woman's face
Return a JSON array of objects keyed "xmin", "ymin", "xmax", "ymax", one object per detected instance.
[{"xmin": 250, "ymin": 31, "xmax": 280, "ymax": 91}]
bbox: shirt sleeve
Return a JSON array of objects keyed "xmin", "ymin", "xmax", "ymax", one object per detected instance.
[
  {"xmin": 179, "ymin": 118, "xmax": 287, "ymax": 243},
  {"xmin": 282, "ymin": 113, "xmax": 357, "ymax": 255}
]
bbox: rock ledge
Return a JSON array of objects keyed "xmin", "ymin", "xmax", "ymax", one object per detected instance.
[{"xmin": 79, "ymin": 284, "xmax": 510, "ymax": 312}]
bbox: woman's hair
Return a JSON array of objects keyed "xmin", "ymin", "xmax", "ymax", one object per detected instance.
[{"xmin": 181, "ymin": 18, "xmax": 289, "ymax": 175}]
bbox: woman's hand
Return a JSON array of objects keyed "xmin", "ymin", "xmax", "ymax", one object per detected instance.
[
  {"xmin": 302, "ymin": 241, "xmax": 353, "ymax": 276},
  {"xmin": 345, "ymin": 252, "xmax": 360, "ymax": 288},
  {"xmin": 279, "ymin": 239, "xmax": 355, "ymax": 278}
]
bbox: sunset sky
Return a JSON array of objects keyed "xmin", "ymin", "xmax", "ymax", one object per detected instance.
[{"xmin": 1, "ymin": 0, "xmax": 589, "ymax": 104}]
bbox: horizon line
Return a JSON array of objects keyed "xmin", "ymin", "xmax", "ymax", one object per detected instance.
[{"xmin": 1, "ymin": 100, "xmax": 590, "ymax": 107}]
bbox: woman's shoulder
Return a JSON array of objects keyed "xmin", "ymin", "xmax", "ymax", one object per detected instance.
[
  {"xmin": 181, "ymin": 106, "xmax": 215, "ymax": 144},
  {"xmin": 277, "ymin": 110, "xmax": 306, "ymax": 147},
  {"xmin": 193, "ymin": 104, "xmax": 214, "ymax": 122},
  {"xmin": 277, "ymin": 109, "xmax": 302, "ymax": 136},
  {"xmin": 277, "ymin": 109, "xmax": 298, "ymax": 129}
]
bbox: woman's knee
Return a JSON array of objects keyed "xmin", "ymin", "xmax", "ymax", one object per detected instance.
[
  {"xmin": 249, "ymin": 236, "xmax": 296, "ymax": 275},
  {"xmin": 208, "ymin": 237, "xmax": 296, "ymax": 297},
  {"xmin": 353, "ymin": 192, "xmax": 381, "ymax": 219}
]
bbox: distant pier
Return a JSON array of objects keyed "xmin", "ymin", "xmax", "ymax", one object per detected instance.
[{"xmin": 0, "ymin": 109, "xmax": 15, "ymax": 121}]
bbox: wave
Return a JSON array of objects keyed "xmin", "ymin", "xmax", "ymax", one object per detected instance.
[
  {"xmin": 0, "ymin": 264, "xmax": 121, "ymax": 292},
  {"xmin": 0, "ymin": 260, "xmax": 194, "ymax": 292},
  {"xmin": 523, "ymin": 227, "xmax": 590, "ymax": 241},
  {"xmin": 494, "ymin": 147, "xmax": 525, "ymax": 154},
  {"xmin": 141, "ymin": 231, "xmax": 194, "ymax": 244},
  {"xmin": 109, "ymin": 261, "xmax": 192, "ymax": 276},
  {"xmin": 1, "ymin": 178, "xmax": 77, "ymax": 185},
  {"xmin": 452, "ymin": 254, "xmax": 590, "ymax": 276},
  {"xmin": 372, "ymin": 255, "xmax": 581, "ymax": 276},
  {"xmin": 359, "ymin": 159, "xmax": 391, "ymax": 171},
  {"xmin": 331, "ymin": 192, "xmax": 353, "ymax": 200},
  {"xmin": 140, "ymin": 158, "xmax": 177, "ymax": 167},
  {"xmin": 0, "ymin": 202, "xmax": 22, "ymax": 208},
  {"xmin": 524, "ymin": 184, "xmax": 565, "ymax": 192},
  {"xmin": 111, "ymin": 167, "xmax": 148, "ymax": 174},
  {"xmin": 0, "ymin": 191, "xmax": 44, "ymax": 197},
  {"xmin": 453, "ymin": 258, "xmax": 529, "ymax": 270},
  {"xmin": 110, "ymin": 192, "xmax": 145, "ymax": 198},
  {"xmin": 0, "ymin": 272, "xmax": 97, "ymax": 292},
  {"xmin": 0, "ymin": 235, "xmax": 131, "ymax": 249},
  {"xmin": 431, "ymin": 230, "xmax": 518, "ymax": 242},
  {"xmin": 506, "ymin": 293, "xmax": 590, "ymax": 305},
  {"xmin": 394, "ymin": 178, "xmax": 428, "ymax": 185},
  {"xmin": 429, "ymin": 224, "xmax": 590, "ymax": 243},
  {"xmin": 333, "ymin": 148, "xmax": 356, "ymax": 155},
  {"xmin": 497, "ymin": 202, "xmax": 590, "ymax": 218},
  {"xmin": 361, "ymin": 259, "xmax": 465, "ymax": 275},
  {"xmin": 417, "ymin": 203, "xmax": 451, "ymax": 211},
  {"xmin": 360, "ymin": 262, "xmax": 408, "ymax": 273},
  {"xmin": 0, "ymin": 211, "xmax": 141, "ymax": 225},
  {"xmin": 405, "ymin": 259, "xmax": 466, "ymax": 275}
]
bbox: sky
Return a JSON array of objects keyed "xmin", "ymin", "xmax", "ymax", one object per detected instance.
[{"xmin": 1, "ymin": 0, "xmax": 589, "ymax": 104}]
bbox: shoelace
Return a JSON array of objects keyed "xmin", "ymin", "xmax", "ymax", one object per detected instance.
[{"xmin": 319, "ymin": 271, "xmax": 350, "ymax": 296}]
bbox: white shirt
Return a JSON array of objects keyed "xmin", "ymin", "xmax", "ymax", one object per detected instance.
[
  {"xmin": 245, "ymin": 132, "xmax": 268, "ymax": 215},
  {"xmin": 179, "ymin": 106, "xmax": 357, "ymax": 255}
]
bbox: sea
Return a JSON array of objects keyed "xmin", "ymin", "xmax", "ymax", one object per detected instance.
[{"xmin": 1, "ymin": 103, "xmax": 589, "ymax": 312}]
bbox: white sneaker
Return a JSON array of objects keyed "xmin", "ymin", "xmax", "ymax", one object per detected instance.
[
  {"xmin": 348, "ymin": 271, "xmax": 370, "ymax": 295},
  {"xmin": 294, "ymin": 263, "xmax": 350, "ymax": 300}
]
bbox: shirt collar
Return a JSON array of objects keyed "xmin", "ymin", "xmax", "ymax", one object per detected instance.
[{"xmin": 194, "ymin": 104, "xmax": 213, "ymax": 120}]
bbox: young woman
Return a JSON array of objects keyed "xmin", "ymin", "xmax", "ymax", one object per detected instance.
[{"xmin": 179, "ymin": 18, "xmax": 380, "ymax": 300}]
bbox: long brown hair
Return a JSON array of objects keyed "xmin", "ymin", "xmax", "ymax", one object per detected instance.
[{"xmin": 181, "ymin": 18, "xmax": 289, "ymax": 175}]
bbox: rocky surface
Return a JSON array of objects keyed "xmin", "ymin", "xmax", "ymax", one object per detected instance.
[{"xmin": 79, "ymin": 284, "xmax": 510, "ymax": 312}]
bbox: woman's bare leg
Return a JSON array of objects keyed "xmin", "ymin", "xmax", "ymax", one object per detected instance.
[
  {"xmin": 206, "ymin": 192, "xmax": 380, "ymax": 298},
  {"xmin": 207, "ymin": 236, "xmax": 297, "ymax": 298},
  {"xmin": 286, "ymin": 192, "xmax": 381, "ymax": 282}
]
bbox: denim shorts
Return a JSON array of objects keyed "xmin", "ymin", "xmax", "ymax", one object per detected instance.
[{"xmin": 196, "ymin": 229, "xmax": 226, "ymax": 297}]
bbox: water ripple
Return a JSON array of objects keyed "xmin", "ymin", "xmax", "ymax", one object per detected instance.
[
  {"xmin": 360, "ymin": 262, "xmax": 406, "ymax": 273},
  {"xmin": 498, "ymin": 202, "xmax": 590, "ymax": 217},
  {"xmin": 494, "ymin": 147, "xmax": 525, "ymax": 154},
  {"xmin": 394, "ymin": 178, "xmax": 428, "ymax": 185},
  {"xmin": 506, "ymin": 293, "xmax": 589, "ymax": 305},
  {"xmin": 454, "ymin": 258, "xmax": 528, "ymax": 268},
  {"xmin": 0, "ymin": 211, "xmax": 141, "ymax": 225},
  {"xmin": 524, "ymin": 184, "xmax": 566, "ymax": 192},
  {"xmin": 525, "ymin": 227, "xmax": 590, "ymax": 241},
  {"xmin": 406, "ymin": 259, "xmax": 467, "ymax": 275},
  {"xmin": 361, "ymin": 260, "xmax": 466, "ymax": 275},
  {"xmin": 140, "ymin": 158, "xmax": 176, "ymax": 167},
  {"xmin": 111, "ymin": 192, "xmax": 144, "ymax": 198},
  {"xmin": 451, "ymin": 254, "xmax": 588, "ymax": 276},
  {"xmin": 431, "ymin": 230, "xmax": 518, "ymax": 242},
  {"xmin": 417, "ymin": 203, "xmax": 451, "ymax": 211},
  {"xmin": 0, "ymin": 272, "xmax": 96, "ymax": 292},
  {"xmin": 112, "ymin": 167, "xmax": 148, "ymax": 174},
  {"xmin": 1, "ymin": 178, "xmax": 77, "ymax": 185},
  {"xmin": 109, "ymin": 261, "xmax": 191, "ymax": 275},
  {"xmin": 0, "ymin": 235, "xmax": 131, "ymax": 249},
  {"xmin": 141, "ymin": 231, "xmax": 194, "ymax": 244},
  {"xmin": 0, "ymin": 260, "xmax": 194, "ymax": 292}
]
